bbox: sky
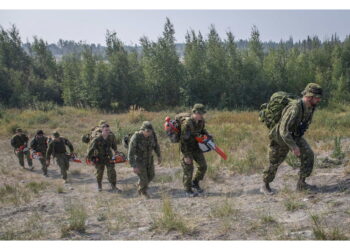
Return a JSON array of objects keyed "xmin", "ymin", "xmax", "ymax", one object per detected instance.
[{"xmin": 1, "ymin": 10, "xmax": 350, "ymax": 45}]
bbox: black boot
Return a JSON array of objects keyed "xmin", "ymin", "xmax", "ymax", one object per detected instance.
[
  {"xmin": 192, "ymin": 180, "xmax": 204, "ymax": 193},
  {"xmin": 297, "ymin": 177, "xmax": 315, "ymax": 191},
  {"xmin": 185, "ymin": 188, "xmax": 198, "ymax": 198},
  {"xmin": 110, "ymin": 183, "xmax": 122, "ymax": 193},
  {"xmin": 97, "ymin": 182, "xmax": 102, "ymax": 192},
  {"xmin": 260, "ymin": 182, "xmax": 274, "ymax": 195}
]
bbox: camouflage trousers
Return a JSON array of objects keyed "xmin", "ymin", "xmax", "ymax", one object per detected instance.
[
  {"xmin": 38, "ymin": 155, "xmax": 48, "ymax": 175},
  {"xmin": 55, "ymin": 154, "xmax": 70, "ymax": 180},
  {"xmin": 263, "ymin": 137, "xmax": 314, "ymax": 183},
  {"xmin": 181, "ymin": 151, "xmax": 207, "ymax": 190},
  {"xmin": 94, "ymin": 162, "xmax": 116, "ymax": 185},
  {"xmin": 136, "ymin": 158, "xmax": 155, "ymax": 193},
  {"xmin": 16, "ymin": 150, "xmax": 32, "ymax": 168}
]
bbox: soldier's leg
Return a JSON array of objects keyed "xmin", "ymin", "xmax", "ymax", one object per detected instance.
[
  {"xmin": 147, "ymin": 157, "xmax": 155, "ymax": 184},
  {"xmin": 192, "ymin": 152, "xmax": 207, "ymax": 182},
  {"xmin": 39, "ymin": 156, "xmax": 48, "ymax": 175},
  {"xmin": 181, "ymin": 154, "xmax": 194, "ymax": 191},
  {"xmin": 263, "ymin": 140, "xmax": 290, "ymax": 183},
  {"xmin": 296, "ymin": 138, "xmax": 315, "ymax": 191},
  {"xmin": 95, "ymin": 163, "xmax": 105, "ymax": 189},
  {"xmin": 137, "ymin": 166, "xmax": 149, "ymax": 194},
  {"xmin": 56, "ymin": 155, "xmax": 68, "ymax": 180},
  {"xmin": 106, "ymin": 163, "xmax": 117, "ymax": 186},
  {"xmin": 17, "ymin": 151, "xmax": 25, "ymax": 167},
  {"xmin": 25, "ymin": 150, "xmax": 33, "ymax": 167}
]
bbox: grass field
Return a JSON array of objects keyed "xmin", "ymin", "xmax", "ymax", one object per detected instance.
[{"xmin": 0, "ymin": 105, "xmax": 350, "ymax": 240}]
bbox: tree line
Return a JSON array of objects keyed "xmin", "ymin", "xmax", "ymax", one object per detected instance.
[{"xmin": 1, "ymin": 18, "xmax": 350, "ymax": 111}]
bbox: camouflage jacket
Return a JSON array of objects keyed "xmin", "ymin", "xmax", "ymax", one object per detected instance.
[
  {"xmin": 270, "ymin": 99, "xmax": 314, "ymax": 150},
  {"xmin": 46, "ymin": 137, "xmax": 74, "ymax": 159},
  {"xmin": 30, "ymin": 136, "xmax": 48, "ymax": 153},
  {"xmin": 11, "ymin": 134, "xmax": 29, "ymax": 149},
  {"xmin": 128, "ymin": 131, "xmax": 161, "ymax": 168},
  {"xmin": 87, "ymin": 134, "xmax": 117, "ymax": 163},
  {"xmin": 180, "ymin": 117, "xmax": 208, "ymax": 155}
]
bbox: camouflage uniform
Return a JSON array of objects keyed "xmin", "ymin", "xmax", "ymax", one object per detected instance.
[
  {"xmin": 87, "ymin": 132, "xmax": 118, "ymax": 191},
  {"xmin": 10, "ymin": 128, "xmax": 33, "ymax": 168},
  {"xmin": 82, "ymin": 120, "xmax": 117, "ymax": 145},
  {"xmin": 128, "ymin": 121, "xmax": 161, "ymax": 196},
  {"xmin": 30, "ymin": 131, "xmax": 48, "ymax": 175},
  {"xmin": 180, "ymin": 104, "xmax": 208, "ymax": 192},
  {"xmin": 263, "ymin": 83, "xmax": 323, "ymax": 191},
  {"xmin": 46, "ymin": 132, "xmax": 74, "ymax": 181}
]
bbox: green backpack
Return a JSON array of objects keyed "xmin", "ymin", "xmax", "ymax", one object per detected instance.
[{"xmin": 259, "ymin": 91, "xmax": 299, "ymax": 129}]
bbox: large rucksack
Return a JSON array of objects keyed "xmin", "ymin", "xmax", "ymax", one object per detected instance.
[
  {"xmin": 259, "ymin": 91, "xmax": 299, "ymax": 129},
  {"xmin": 164, "ymin": 112, "xmax": 191, "ymax": 143}
]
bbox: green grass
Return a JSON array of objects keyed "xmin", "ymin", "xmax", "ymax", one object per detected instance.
[
  {"xmin": 311, "ymin": 214, "xmax": 348, "ymax": 240},
  {"xmin": 61, "ymin": 202, "xmax": 88, "ymax": 236},
  {"xmin": 210, "ymin": 199, "xmax": 238, "ymax": 219},
  {"xmin": 284, "ymin": 197, "xmax": 306, "ymax": 212},
  {"xmin": 153, "ymin": 197, "xmax": 192, "ymax": 235}
]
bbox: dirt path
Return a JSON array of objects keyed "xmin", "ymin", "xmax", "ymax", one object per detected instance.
[{"xmin": 0, "ymin": 139, "xmax": 349, "ymax": 240}]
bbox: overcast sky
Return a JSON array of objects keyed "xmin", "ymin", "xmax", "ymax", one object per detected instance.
[{"xmin": 1, "ymin": 10, "xmax": 350, "ymax": 45}]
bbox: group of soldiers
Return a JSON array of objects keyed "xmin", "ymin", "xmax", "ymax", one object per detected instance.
[{"xmin": 10, "ymin": 82, "xmax": 323, "ymax": 198}]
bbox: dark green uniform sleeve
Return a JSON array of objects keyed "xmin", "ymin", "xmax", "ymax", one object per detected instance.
[
  {"xmin": 111, "ymin": 134, "xmax": 117, "ymax": 152},
  {"xmin": 153, "ymin": 133, "xmax": 161, "ymax": 158},
  {"xmin": 64, "ymin": 138, "xmax": 74, "ymax": 153},
  {"xmin": 86, "ymin": 138, "xmax": 97, "ymax": 159},
  {"xmin": 46, "ymin": 142, "xmax": 53, "ymax": 160},
  {"xmin": 279, "ymin": 104, "xmax": 299, "ymax": 150},
  {"xmin": 30, "ymin": 137, "xmax": 37, "ymax": 150},
  {"xmin": 180, "ymin": 121, "xmax": 192, "ymax": 155},
  {"xmin": 10, "ymin": 136, "xmax": 16, "ymax": 148},
  {"xmin": 128, "ymin": 133, "xmax": 138, "ymax": 168}
]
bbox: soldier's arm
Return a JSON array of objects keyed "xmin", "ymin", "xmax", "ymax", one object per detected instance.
[
  {"xmin": 10, "ymin": 136, "xmax": 16, "ymax": 148},
  {"xmin": 64, "ymin": 138, "xmax": 74, "ymax": 153},
  {"xmin": 46, "ymin": 142, "xmax": 53, "ymax": 160},
  {"xmin": 87, "ymin": 138, "xmax": 97, "ymax": 159},
  {"xmin": 180, "ymin": 122, "xmax": 192, "ymax": 156},
  {"xmin": 111, "ymin": 134, "xmax": 117, "ymax": 152},
  {"xmin": 30, "ymin": 138, "xmax": 36, "ymax": 150},
  {"xmin": 279, "ymin": 104, "xmax": 299, "ymax": 150},
  {"xmin": 153, "ymin": 133, "xmax": 161, "ymax": 158},
  {"xmin": 127, "ymin": 133, "xmax": 138, "ymax": 168}
]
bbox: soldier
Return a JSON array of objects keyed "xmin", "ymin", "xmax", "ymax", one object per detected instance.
[
  {"xmin": 30, "ymin": 130, "xmax": 49, "ymax": 176},
  {"xmin": 128, "ymin": 121, "xmax": 161, "ymax": 199},
  {"xmin": 46, "ymin": 131, "xmax": 74, "ymax": 183},
  {"xmin": 87, "ymin": 123, "xmax": 122, "ymax": 193},
  {"xmin": 10, "ymin": 128, "xmax": 33, "ymax": 169},
  {"xmin": 180, "ymin": 104, "xmax": 209, "ymax": 197},
  {"xmin": 82, "ymin": 120, "xmax": 117, "ymax": 145},
  {"xmin": 261, "ymin": 83, "xmax": 323, "ymax": 195}
]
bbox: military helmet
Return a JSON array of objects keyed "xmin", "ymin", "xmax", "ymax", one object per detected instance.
[
  {"xmin": 192, "ymin": 103, "xmax": 206, "ymax": 114},
  {"xmin": 15, "ymin": 128, "xmax": 22, "ymax": 133},
  {"xmin": 36, "ymin": 130, "xmax": 44, "ymax": 135},
  {"xmin": 302, "ymin": 83, "xmax": 323, "ymax": 98},
  {"xmin": 99, "ymin": 120, "xmax": 107, "ymax": 126},
  {"xmin": 52, "ymin": 131, "xmax": 60, "ymax": 138},
  {"xmin": 140, "ymin": 121, "xmax": 153, "ymax": 131}
]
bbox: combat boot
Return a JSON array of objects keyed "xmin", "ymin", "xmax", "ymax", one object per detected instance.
[
  {"xmin": 297, "ymin": 177, "xmax": 316, "ymax": 191},
  {"xmin": 141, "ymin": 190, "xmax": 151, "ymax": 199},
  {"xmin": 260, "ymin": 182, "xmax": 274, "ymax": 195},
  {"xmin": 97, "ymin": 182, "xmax": 102, "ymax": 192},
  {"xmin": 185, "ymin": 188, "xmax": 198, "ymax": 198},
  {"xmin": 110, "ymin": 183, "xmax": 122, "ymax": 193},
  {"xmin": 192, "ymin": 180, "xmax": 204, "ymax": 193}
]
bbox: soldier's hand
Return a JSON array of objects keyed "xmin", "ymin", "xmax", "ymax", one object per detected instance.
[
  {"xmin": 46, "ymin": 160, "xmax": 50, "ymax": 166},
  {"xmin": 184, "ymin": 157, "xmax": 192, "ymax": 165},
  {"xmin": 133, "ymin": 167, "xmax": 140, "ymax": 174},
  {"xmin": 292, "ymin": 147, "xmax": 301, "ymax": 157}
]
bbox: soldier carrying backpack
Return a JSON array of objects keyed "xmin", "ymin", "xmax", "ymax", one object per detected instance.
[{"xmin": 259, "ymin": 83, "xmax": 323, "ymax": 195}]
